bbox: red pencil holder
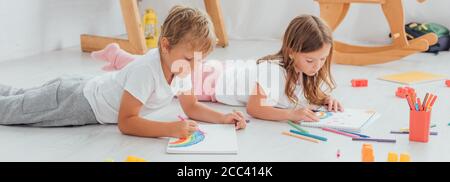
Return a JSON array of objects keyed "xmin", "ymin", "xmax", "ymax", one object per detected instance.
[{"xmin": 409, "ymin": 110, "xmax": 431, "ymax": 143}]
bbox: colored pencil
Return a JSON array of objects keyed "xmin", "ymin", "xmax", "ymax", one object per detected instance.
[
  {"xmin": 288, "ymin": 121, "xmax": 309, "ymax": 133},
  {"xmin": 428, "ymin": 95, "xmax": 438, "ymax": 110},
  {"xmin": 424, "ymin": 94, "xmax": 430, "ymax": 110},
  {"xmin": 423, "ymin": 93, "xmax": 430, "ymax": 111},
  {"xmin": 352, "ymin": 138, "xmax": 396, "ymax": 143},
  {"xmin": 338, "ymin": 130, "xmax": 370, "ymax": 138},
  {"xmin": 417, "ymin": 98, "xmax": 422, "ymax": 111},
  {"xmin": 390, "ymin": 131, "xmax": 438, "ymax": 135},
  {"xmin": 233, "ymin": 109, "xmax": 250, "ymax": 126},
  {"xmin": 425, "ymin": 94, "xmax": 435, "ymax": 111},
  {"xmin": 282, "ymin": 131, "xmax": 319, "ymax": 143},
  {"xmin": 400, "ymin": 123, "xmax": 436, "ymax": 132},
  {"xmin": 322, "ymin": 128, "xmax": 360, "ymax": 138},
  {"xmin": 290, "ymin": 130, "xmax": 328, "ymax": 142},
  {"xmin": 406, "ymin": 95, "xmax": 414, "ymax": 110}
]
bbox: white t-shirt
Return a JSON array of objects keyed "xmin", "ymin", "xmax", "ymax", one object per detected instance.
[
  {"xmin": 83, "ymin": 49, "xmax": 192, "ymax": 124},
  {"xmin": 214, "ymin": 61, "xmax": 306, "ymax": 109}
]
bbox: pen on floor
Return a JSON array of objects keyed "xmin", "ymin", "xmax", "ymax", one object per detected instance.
[
  {"xmin": 390, "ymin": 131, "xmax": 438, "ymax": 135},
  {"xmin": 338, "ymin": 130, "xmax": 370, "ymax": 138},
  {"xmin": 290, "ymin": 130, "xmax": 328, "ymax": 142},
  {"xmin": 282, "ymin": 131, "xmax": 319, "ymax": 143},
  {"xmin": 352, "ymin": 138, "xmax": 396, "ymax": 143},
  {"xmin": 322, "ymin": 128, "xmax": 360, "ymax": 138},
  {"xmin": 288, "ymin": 121, "xmax": 309, "ymax": 133}
]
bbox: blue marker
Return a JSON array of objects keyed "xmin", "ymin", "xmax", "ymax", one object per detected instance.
[
  {"xmin": 338, "ymin": 130, "xmax": 370, "ymax": 138},
  {"xmin": 290, "ymin": 130, "xmax": 328, "ymax": 142}
]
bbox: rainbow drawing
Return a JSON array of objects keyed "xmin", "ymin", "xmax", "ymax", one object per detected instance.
[
  {"xmin": 169, "ymin": 130, "xmax": 206, "ymax": 148},
  {"xmin": 316, "ymin": 111, "xmax": 333, "ymax": 119}
]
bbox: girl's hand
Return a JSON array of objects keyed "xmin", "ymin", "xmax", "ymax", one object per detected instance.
[
  {"xmin": 325, "ymin": 97, "xmax": 344, "ymax": 112},
  {"xmin": 169, "ymin": 120, "xmax": 198, "ymax": 138},
  {"xmin": 221, "ymin": 111, "xmax": 247, "ymax": 130},
  {"xmin": 289, "ymin": 108, "xmax": 320, "ymax": 123}
]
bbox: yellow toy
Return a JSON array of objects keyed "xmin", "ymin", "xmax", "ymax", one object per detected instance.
[
  {"xmin": 387, "ymin": 152, "xmax": 399, "ymax": 162},
  {"xmin": 387, "ymin": 152, "xmax": 411, "ymax": 162},
  {"xmin": 142, "ymin": 8, "xmax": 158, "ymax": 49},
  {"xmin": 125, "ymin": 156, "xmax": 147, "ymax": 162},
  {"xmin": 399, "ymin": 153, "xmax": 411, "ymax": 162}
]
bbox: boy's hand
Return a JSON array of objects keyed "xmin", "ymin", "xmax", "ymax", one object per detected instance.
[
  {"xmin": 289, "ymin": 108, "xmax": 320, "ymax": 123},
  {"xmin": 221, "ymin": 111, "xmax": 247, "ymax": 130},
  {"xmin": 169, "ymin": 120, "xmax": 198, "ymax": 138},
  {"xmin": 324, "ymin": 97, "xmax": 344, "ymax": 112}
]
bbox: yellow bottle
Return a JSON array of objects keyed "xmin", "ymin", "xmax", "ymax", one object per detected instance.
[{"xmin": 142, "ymin": 8, "xmax": 158, "ymax": 49}]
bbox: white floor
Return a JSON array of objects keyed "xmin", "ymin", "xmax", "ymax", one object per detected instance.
[{"xmin": 0, "ymin": 40, "xmax": 449, "ymax": 162}]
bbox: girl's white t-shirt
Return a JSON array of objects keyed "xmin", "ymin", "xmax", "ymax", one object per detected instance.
[
  {"xmin": 83, "ymin": 49, "xmax": 192, "ymax": 124},
  {"xmin": 214, "ymin": 61, "xmax": 306, "ymax": 109}
]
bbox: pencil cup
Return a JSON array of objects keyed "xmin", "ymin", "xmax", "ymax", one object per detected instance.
[{"xmin": 409, "ymin": 110, "xmax": 431, "ymax": 143}]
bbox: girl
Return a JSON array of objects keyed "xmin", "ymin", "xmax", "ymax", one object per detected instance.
[
  {"xmin": 246, "ymin": 15, "xmax": 343, "ymax": 122},
  {"xmin": 0, "ymin": 6, "xmax": 246, "ymax": 139},
  {"xmin": 92, "ymin": 15, "xmax": 343, "ymax": 123}
]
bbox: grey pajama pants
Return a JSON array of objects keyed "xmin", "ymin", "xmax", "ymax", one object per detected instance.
[{"xmin": 0, "ymin": 76, "xmax": 99, "ymax": 127}]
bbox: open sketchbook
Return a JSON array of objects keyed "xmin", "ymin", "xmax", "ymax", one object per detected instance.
[
  {"xmin": 167, "ymin": 124, "xmax": 238, "ymax": 154},
  {"xmin": 299, "ymin": 109, "xmax": 380, "ymax": 132}
]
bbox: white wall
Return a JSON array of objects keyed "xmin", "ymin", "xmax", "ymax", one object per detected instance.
[
  {"xmin": 0, "ymin": 0, "xmax": 125, "ymax": 62},
  {"xmin": 1, "ymin": 0, "xmax": 450, "ymax": 62}
]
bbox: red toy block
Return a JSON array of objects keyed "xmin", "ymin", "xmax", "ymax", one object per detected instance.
[
  {"xmin": 396, "ymin": 86, "xmax": 415, "ymax": 98},
  {"xmin": 446, "ymin": 80, "xmax": 450, "ymax": 87},
  {"xmin": 351, "ymin": 79, "xmax": 368, "ymax": 87}
]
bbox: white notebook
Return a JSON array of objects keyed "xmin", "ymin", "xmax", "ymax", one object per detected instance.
[
  {"xmin": 299, "ymin": 109, "xmax": 379, "ymax": 132},
  {"xmin": 166, "ymin": 124, "xmax": 238, "ymax": 154}
]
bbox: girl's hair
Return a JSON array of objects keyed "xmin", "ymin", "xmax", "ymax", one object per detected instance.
[
  {"xmin": 159, "ymin": 5, "xmax": 216, "ymax": 54},
  {"xmin": 258, "ymin": 15, "xmax": 335, "ymax": 106}
]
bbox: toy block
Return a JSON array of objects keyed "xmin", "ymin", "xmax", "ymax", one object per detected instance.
[
  {"xmin": 399, "ymin": 153, "xmax": 411, "ymax": 162},
  {"xmin": 362, "ymin": 144, "xmax": 375, "ymax": 162},
  {"xmin": 395, "ymin": 86, "xmax": 415, "ymax": 98},
  {"xmin": 387, "ymin": 152, "xmax": 399, "ymax": 162},
  {"xmin": 351, "ymin": 79, "xmax": 368, "ymax": 87},
  {"xmin": 446, "ymin": 80, "xmax": 450, "ymax": 87},
  {"xmin": 125, "ymin": 156, "xmax": 147, "ymax": 162}
]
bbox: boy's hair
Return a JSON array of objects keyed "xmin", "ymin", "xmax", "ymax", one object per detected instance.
[
  {"xmin": 159, "ymin": 5, "xmax": 216, "ymax": 54},
  {"xmin": 258, "ymin": 15, "xmax": 335, "ymax": 106}
]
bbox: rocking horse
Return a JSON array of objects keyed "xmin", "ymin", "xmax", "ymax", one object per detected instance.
[{"xmin": 315, "ymin": 0, "xmax": 438, "ymax": 66}]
